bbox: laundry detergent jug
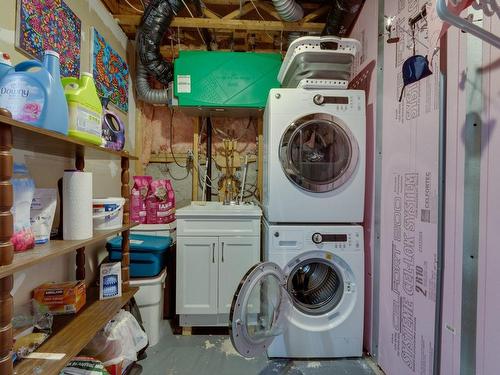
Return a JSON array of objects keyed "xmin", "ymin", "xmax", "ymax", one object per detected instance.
[
  {"xmin": 102, "ymin": 98, "xmax": 125, "ymax": 151},
  {"xmin": 62, "ymin": 72, "xmax": 103, "ymax": 145},
  {"xmin": 0, "ymin": 50, "xmax": 68, "ymax": 134}
]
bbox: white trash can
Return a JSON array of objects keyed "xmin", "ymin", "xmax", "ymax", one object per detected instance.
[{"xmin": 130, "ymin": 268, "xmax": 167, "ymax": 347}]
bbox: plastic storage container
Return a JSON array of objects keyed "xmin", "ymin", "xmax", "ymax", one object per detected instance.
[
  {"xmin": 93, "ymin": 197, "xmax": 125, "ymax": 231},
  {"xmin": 11, "ymin": 163, "xmax": 35, "ymax": 252},
  {"xmin": 0, "ymin": 51, "xmax": 68, "ymax": 134},
  {"xmin": 106, "ymin": 234, "xmax": 172, "ymax": 277},
  {"xmin": 129, "ymin": 269, "xmax": 166, "ymax": 347},
  {"xmin": 62, "ymin": 72, "xmax": 103, "ymax": 145}
]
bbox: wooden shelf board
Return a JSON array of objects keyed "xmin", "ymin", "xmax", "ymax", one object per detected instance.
[
  {"xmin": 0, "ymin": 115, "xmax": 138, "ymax": 160},
  {"xmin": 14, "ymin": 287, "xmax": 138, "ymax": 375},
  {"xmin": 0, "ymin": 223, "xmax": 138, "ymax": 279}
]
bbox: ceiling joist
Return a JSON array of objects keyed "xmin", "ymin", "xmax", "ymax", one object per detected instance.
[
  {"xmin": 116, "ymin": 15, "xmax": 324, "ymax": 32},
  {"xmin": 254, "ymin": 2, "xmax": 281, "ymax": 20},
  {"xmin": 222, "ymin": 3, "xmax": 255, "ymax": 20},
  {"xmin": 101, "ymin": 0, "xmax": 120, "ymax": 14},
  {"xmin": 302, "ymin": 4, "xmax": 330, "ymax": 23}
]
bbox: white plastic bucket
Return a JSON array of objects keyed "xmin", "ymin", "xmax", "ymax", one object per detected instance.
[
  {"xmin": 93, "ymin": 197, "xmax": 125, "ymax": 230},
  {"xmin": 130, "ymin": 269, "xmax": 167, "ymax": 347}
]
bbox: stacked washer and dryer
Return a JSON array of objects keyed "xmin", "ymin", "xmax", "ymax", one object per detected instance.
[{"xmin": 229, "ymin": 36, "xmax": 366, "ymax": 359}]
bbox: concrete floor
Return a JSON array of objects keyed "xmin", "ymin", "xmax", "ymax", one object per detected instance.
[{"xmin": 139, "ymin": 321, "xmax": 383, "ymax": 375}]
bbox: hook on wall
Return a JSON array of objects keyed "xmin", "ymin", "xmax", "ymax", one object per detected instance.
[{"xmin": 383, "ymin": 15, "xmax": 400, "ymax": 44}]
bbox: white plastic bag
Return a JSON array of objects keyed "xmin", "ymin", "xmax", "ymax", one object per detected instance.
[
  {"xmin": 82, "ymin": 310, "xmax": 148, "ymax": 367},
  {"xmin": 30, "ymin": 188, "xmax": 57, "ymax": 244}
]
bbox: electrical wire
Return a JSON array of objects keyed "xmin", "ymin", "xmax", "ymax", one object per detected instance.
[
  {"xmin": 124, "ymin": 0, "xmax": 144, "ymax": 13},
  {"xmin": 249, "ymin": 0, "xmax": 275, "ymax": 46},
  {"xmin": 180, "ymin": 0, "xmax": 207, "ymax": 46}
]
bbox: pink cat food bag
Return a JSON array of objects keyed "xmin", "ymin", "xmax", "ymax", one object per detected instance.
[
  {"xmin": 131, "ymin": 176, "xmax": 152, "ymax": 224},
  {"xmin": 146, "ymin": 179, "xmax": 175, "ymax": 224}
]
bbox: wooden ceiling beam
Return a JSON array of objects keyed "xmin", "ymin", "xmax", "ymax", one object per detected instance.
[
  {"xmin": 254, "ymin": 2, "xmax": 280, "ymax": 20},
  {"xmin": 222, "ymin": 3, "xmax": 254, "ymax": 20},
  {"xmin": 302, "ymin": 4, "xmax": 330, "ymax": 23},
  {"xmin": 101, "ymin": 0, "xmax": 120, "ymax": 14},
  {"xmin": 159, "ymin": 47, "xmax": 277, "ymax": 59},
  {"xmin": 116, "ymin": 15, "xmax": 324, "ymax": 32},
  {"xmin": 203, "ymin": 8, "xmax": 221, "ymax": 19},
  {"xmin": 199, "ymin": 0, "xmax": 320, "ymax": 9}
]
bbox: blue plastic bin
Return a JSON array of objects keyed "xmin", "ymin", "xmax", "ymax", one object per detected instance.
[{"xmin": 106, "ymin": 234, "xmax": 172, "ymax": 278}]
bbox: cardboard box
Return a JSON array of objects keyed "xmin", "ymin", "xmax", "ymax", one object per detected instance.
[{"xmin": 33, "ymin": 281, "xmax": 86, "ymax": 315}]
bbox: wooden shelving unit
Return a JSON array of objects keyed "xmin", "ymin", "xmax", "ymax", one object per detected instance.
[
  {"xmin": 14, "ymin": 288, "xmax": 138, "ymax": 375},
  {"xmin": 0, "ymin": 112, "xmax": 138, "ymax": 374},
  {"xmin": 0, "ymin": 224, "xmax": 138, "ymax": 279}
]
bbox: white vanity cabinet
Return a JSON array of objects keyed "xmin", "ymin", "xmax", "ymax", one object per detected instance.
[{"xmin": 176, "ymin": 202, "xmax": 262, "ymax": 327}]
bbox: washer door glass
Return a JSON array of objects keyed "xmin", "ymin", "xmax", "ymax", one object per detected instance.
[
  {"xmin": 286, "ymin": 257, "xmax": 344, "ymax": 316},
  {"xmin": 280, "ymin": 114, "xmax": 359, "ymax": 193},
  {"xmin": 230, "ymin": 262, "xmax": 290, "ymax": 358}
]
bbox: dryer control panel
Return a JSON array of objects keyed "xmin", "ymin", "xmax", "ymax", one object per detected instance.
[{"xmin": 310, "ymin": 92, "xmax": 364, "ymax": 113}]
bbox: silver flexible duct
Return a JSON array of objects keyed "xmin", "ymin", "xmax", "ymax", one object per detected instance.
[
  {"xmin": 272, "ymin": 0, "xmax": 304, "ymax": 22},
  {"xmin": 136, "ymin": 59, "xmax": 169, "ymax": 104}
]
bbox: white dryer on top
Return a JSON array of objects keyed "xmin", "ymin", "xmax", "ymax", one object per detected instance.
[{"xmin": 263, "ymin": 88, "xmax": 366, "ymax": 223}]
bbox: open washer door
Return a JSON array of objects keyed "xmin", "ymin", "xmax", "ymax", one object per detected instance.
[
  {"xmin": 229, "ymin": 262, "xmax": 291, "ymax": 358},
  {"xmin": 230, "ymin": 251, "xmax": 348, "ymax": 358}
]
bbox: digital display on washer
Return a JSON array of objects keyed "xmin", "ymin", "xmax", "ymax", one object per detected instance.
[
  {"xmin": 324, "ymin": 234, "xmax": 348, "ymax": 242},
  {"xmin": 328, "ymin": 96, "xmax": 349, "ymax": 104}
]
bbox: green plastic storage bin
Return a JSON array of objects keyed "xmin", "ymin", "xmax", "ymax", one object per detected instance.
[{"xmin": 174, "ymin": 51, "xmax": 281, "ymax": 109}]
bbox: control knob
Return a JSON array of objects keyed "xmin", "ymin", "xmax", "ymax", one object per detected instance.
[{"xmin": 312, "ymin": 233, "xmax": 323, "ymax": 244}]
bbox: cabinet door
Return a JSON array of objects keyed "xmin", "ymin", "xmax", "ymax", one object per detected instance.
[
  {"xmin": 218, "ymin": 236, "xmax": 260, "ymax": 314},
  {"xmin": 176, "ymin": 236, "xmax": 219, "ymax": 314}
]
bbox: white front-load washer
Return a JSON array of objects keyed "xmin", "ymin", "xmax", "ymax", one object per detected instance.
[
  {"xmin": 263, "ymin": 88, "xmax": 366, "ymax": 223},
  {"xmin": 229, "ymin": 220, "xmax": 364, "ymax": 358}
]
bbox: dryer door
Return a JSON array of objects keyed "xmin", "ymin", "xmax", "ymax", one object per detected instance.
[
  {"xmin": 279, "ymin": 113, "xmax": 359, "ymax": 193},
  {"xmin": 230, "ymin": 262, "xmax": 291, "ymax": 358}
]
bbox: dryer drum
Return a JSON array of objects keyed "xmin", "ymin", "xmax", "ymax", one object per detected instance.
[
  {"xmin": 279, "ymin": 115, "xmax": 360, "ymax": 193},
  {"xmin": 287, "ymin": 258, "xmax": 344, "ymax": 315}
]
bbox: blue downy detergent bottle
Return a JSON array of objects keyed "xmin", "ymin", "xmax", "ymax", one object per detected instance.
[
  {"xmin": 0, "ymin": 53, "xmax": 12, "ymax": 82},
  {"xmin": 0, "ymin": 51, "xmax": 68, "ymax": 134}
]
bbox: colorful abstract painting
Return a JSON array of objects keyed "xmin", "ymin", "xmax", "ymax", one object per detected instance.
[
  {"xmin": 92, "ymin": 28, "xmax": 129, "ymax": 113},
  {"xmin": 16, "ymin": 0, "xmax": 81, "ymax": 77}
]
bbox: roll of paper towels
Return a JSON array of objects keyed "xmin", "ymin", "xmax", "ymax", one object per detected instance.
[{"xmin": 63, "ymin": 171, "xmax": 93, "ymax": 240}]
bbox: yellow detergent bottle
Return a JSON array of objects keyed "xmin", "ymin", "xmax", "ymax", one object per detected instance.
[{"xmin": 62, "ymin": 72, "xmax": 103, "ymax": 145}]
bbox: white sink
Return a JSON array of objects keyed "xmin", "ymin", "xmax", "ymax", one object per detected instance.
[{"xmin": 177, "ymin": 201, "xmax": 262, "ymax": 218}]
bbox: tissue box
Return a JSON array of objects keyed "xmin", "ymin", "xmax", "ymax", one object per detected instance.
[
  {"xmin": 33, "ymin": 281, "xmax": 86, "ymax": 315},
  {"xmin": 100, "ymin": 262, "xmax": 122, "ymax": 300}
]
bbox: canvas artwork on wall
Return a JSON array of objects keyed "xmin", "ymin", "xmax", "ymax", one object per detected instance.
[
  {"xmin": 16, "ymin": 0, "xmax": 81, "ymax": 77},
  {"xmin": 91, "ymin": 28, "xmax": 129, "ymax": 113}
]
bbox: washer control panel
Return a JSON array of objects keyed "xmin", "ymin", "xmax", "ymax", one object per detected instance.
[
  {"xmin": 308, "ymin": 229, "xmax": 362, "ymax": 251},
  {"xmin": 269, "ymin": 225, "xmax": 363, "ymax": 252}
]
